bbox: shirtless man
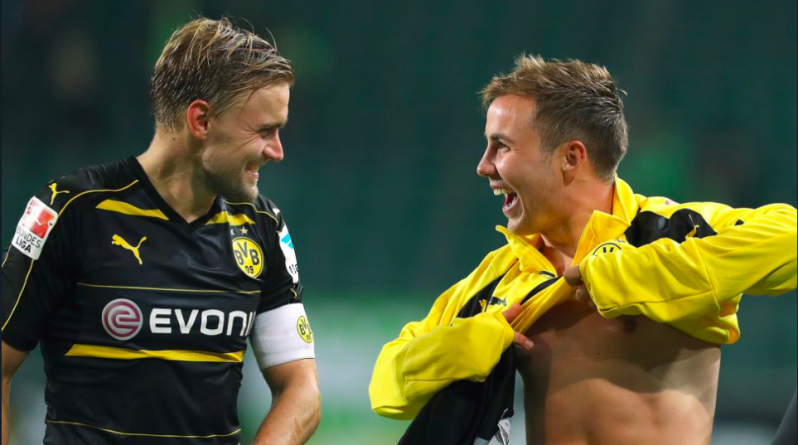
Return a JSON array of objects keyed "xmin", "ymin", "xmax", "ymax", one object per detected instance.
[{"xmin": 370, "ymin": 55, "xmax": 797, "ymax": 444}]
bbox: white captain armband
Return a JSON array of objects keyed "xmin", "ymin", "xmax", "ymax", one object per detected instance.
[{"xmin": 250, "ymin": 303, "xmax": 315, "ymax": 370}]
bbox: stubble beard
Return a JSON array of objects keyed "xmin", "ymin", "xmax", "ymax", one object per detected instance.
[{"xmin": 206, "ymin": 168, "xmax": 258, "ymax": 203}]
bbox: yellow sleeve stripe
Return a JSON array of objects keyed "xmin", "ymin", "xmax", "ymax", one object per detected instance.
[
  {"xmin": 1, "ymin": 261, "xmax": 34, "ymax": 332},
  {"xmin": 1, "ymin": 248, "xmax": 10, "ymax": 268},
  {"xmin": 205, "ymin": 211, "xmax": 256, "ymax": 226},
  {"xmin": 46, "ymin": 420, "xmax": 240, "ymax": 439},
  {"xmin": 223, "ymin": 200, "xmax": 279, "ymax": 225},
  {"xmin": 3, "ymin": 180, "xmax": 141, "ymax": 333},
  {"xmin": 96, "ymin": 199, "xmax": 168, "ymax": 220},
  {"xmin": 65, "ymin": 344, "xmax": 245, "ymax": 362}
]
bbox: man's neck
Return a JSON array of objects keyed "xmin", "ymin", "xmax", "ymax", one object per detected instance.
[
  {"xmin": 137, "ymin": 129, "xmax": 216, "ymax": 223},
  {"xmin": 540, "ymin": 178, "xmax": 615, "ymax": 270}
]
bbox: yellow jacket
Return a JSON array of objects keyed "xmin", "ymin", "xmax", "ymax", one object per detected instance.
[{"xmin": 369, "ymin": 178, "xmax": 797, "ymax": 419}]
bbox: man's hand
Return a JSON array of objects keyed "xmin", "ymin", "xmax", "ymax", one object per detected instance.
[
  {"xmin": 564, "ymin": 265, "xmax": 595, "ymax": 308},
  {"xmin": 502, "ymin": 304, "xmax": 535, "ymax": 350}
]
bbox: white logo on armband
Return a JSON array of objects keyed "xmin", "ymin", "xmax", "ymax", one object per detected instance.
[{"xmin": 297, "ymin": 315, "xmax": 313, "ymax": 343}]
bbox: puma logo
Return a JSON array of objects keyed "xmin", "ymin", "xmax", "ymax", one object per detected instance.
[
  {"xmin": 49, "ymin": 183, "xmax": 70, "ymax": 205},
  {"xmin": 111, "ymin": 235, "xmax": 147, "ymax": 265},
  {"xmin": 479, "ymin": 296, "xmax": 508, "ymax": 313}
]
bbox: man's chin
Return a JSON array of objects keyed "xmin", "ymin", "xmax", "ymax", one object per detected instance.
[
  {"xmin": 206, "ymin": 170, "xmax": 259, "ymax": 203},
  {"xmin": 225, "ymin": 190, "xmax": 258, "ymax": 203},
  {"xmin": 218, "ymin": 184, "xmax": 259, "ymax": 203}
]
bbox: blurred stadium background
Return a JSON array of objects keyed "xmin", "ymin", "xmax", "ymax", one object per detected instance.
[{"xmin": 1, "ymin": 0, "xmax": 795, "ymax": 444}]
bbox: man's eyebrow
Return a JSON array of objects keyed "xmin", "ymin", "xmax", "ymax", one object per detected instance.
[
  {"xmin": 486, "ymin": 133, "xmax": 514, "ymax": 144},
  {"xmin": 257, "ymin": 119, "xmax": 288, "ymax": 131}
]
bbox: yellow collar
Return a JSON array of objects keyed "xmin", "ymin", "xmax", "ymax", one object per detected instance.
[{"xmin": 496, "ymin": 177, "xmax": 640, "ymax": 270}]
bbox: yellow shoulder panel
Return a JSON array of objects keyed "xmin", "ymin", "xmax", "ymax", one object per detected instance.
[
  {"xmin": 96, "ymin": 199, "xmax": 168, "ymax": 220},
  {"xmin": 206, "ymin": 211, "xmax": 256, "ymax": 226}
]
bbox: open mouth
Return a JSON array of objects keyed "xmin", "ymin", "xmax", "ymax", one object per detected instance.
[
  {"xmin": 493, "ymin": 187, "xmax": 519, "ymax": 213},
  {"xmin": 245, "ymin": 164, "xmax": 261, "ymax": 180}
]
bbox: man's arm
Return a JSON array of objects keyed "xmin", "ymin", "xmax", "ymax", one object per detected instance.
[
  {"xmin": 369, "ymin": 303, "xmax": 528, "ymax": 420},
  {"xmin": 369, "ymin": 248, "xmax": 538, "ymax": 420},
  {"xmin": 574, "ymin": 203, "xmax": 796, "ymax": 321},
  {"xmin": 2, "ymin": 341, "xmax": 29, "ymax": 445},
  {"xmin": 252, "ymin": 358, "xmax": 320, "ymax": 445}
]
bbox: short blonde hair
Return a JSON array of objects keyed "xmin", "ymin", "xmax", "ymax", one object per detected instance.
[
  {"xmin": 481, "ymin": 55, "xmax": 628, "ymax": 182},
  {"xmin": 149, "ymin": 17, "xmax": 294, "ymax": 130}
]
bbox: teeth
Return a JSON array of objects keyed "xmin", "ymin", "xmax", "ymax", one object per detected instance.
[{"xmin": 493, "ymin": 188, "xmax": 512, "ymax": 196}]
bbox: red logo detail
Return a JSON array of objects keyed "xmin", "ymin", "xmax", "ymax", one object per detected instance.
[
  {"xmin": 102, "ymin": 299, "xmax": 143, "ymax": 341},
  {"xmin": 23, "ymin": 199, "xmax": 56, "ymax": 238}
]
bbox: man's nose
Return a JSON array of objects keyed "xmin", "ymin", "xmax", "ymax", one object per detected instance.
[
  {"xmin": 476, "ymin": 148, "xmax": 495, "ymax": 177},
  {"xmin": 264, "ymin": 133, "xmax": 284, "ymax": 162}
]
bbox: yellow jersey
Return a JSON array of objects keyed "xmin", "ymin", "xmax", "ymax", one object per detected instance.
[{"xmin": 369, "ymin": 177, "xmax": 796, "ymax": 420}]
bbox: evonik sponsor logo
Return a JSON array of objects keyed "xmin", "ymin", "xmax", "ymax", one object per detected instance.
[
  {"xmin": 149, "ymin": 308, "xmax": 256, "ymax": 337},
  {"xmin": 101, "ymin": 301, "xmax": 256, "ymax": 341}
]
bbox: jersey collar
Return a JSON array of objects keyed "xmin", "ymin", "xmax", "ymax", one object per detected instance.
[
  {"xmin": 127, "ymin": 157, "xmax": 223, "ymax": 232},
  {"xmin": 496, "ymin": 177, "xmax": 641, "ymax": 271}
]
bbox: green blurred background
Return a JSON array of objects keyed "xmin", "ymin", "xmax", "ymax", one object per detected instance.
[{"xmin": 2, "ymin": 0, "xmax": 795, "ymax": 444}]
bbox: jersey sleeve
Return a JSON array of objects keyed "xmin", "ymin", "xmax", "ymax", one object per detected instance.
[
  {"xmin": 2, "ymin": 183, "xmax": 79, "ymax": 351},
  {"xmin": 369, "ymin": 256, "xmax": 515, "ymax": 420},
  {"xmin": 581, "ymin": 202, "xmax": 797, "ymax": 325},
  {"xmin": 255, "ymin": 197, "xmax": 303, "ymax": 314}
]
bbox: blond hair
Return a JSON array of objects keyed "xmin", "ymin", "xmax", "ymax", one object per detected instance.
[
  {"xmin": 481, "ymin": 55, "xmax": 628, "ymax": 182},
  {"xmin": 149, "ymin": 17, "xmax": 294, "ymax": 131}
]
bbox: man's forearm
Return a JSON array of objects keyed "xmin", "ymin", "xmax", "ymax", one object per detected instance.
[
  {"xmin": 3, "ymin": 380, "xmax": 11, "ymax": 445},
  {"xmin": 371, "ymin": 311, "xmax": 515, "ymax": 419},
  {"xmin": 253, "ymin": 382, "xmax": 320, "ymax": 445},
  {"xmin": 2, "ymin": 342, "xmax": 28, "ymax": 445}
]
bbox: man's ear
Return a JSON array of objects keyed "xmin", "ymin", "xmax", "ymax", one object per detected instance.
[
  {"xmin": 561, "ymin": 140, "xmax": 587, "ymax": 183},
  {"xmin": 185, "ymin": 100, "xmax": 212, "ymax": 140}
]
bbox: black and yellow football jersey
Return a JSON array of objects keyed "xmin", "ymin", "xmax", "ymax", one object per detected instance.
[{"xmin": 2, "ymin": 157, "xmax": 305, "ymax": 444}]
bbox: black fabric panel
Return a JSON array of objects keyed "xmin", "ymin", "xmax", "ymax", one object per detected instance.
[
  {"xmin": 456, "ymin": 275, "xmax": 506, "ymax": 318},
  {"xmin": 398, "ymin": 349, "xmax": 515, "ymax": 445},
  {"xmin": 401, "ymin": 274, "xmax": 561, "ymax": 444},
  {"xmin": 625, "ymin": 209, "xmax": 718, "ymax": 247},
  {"xmin": 521, "ymin": 277, "xmax": 559, "ymax": 304}
]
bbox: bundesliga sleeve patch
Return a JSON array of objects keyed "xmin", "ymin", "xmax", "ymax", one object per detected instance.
[
  {"xmin": 12, "ymin": 197, "xmax": 58, "ymax": 260},
  {"xmin": 278, "ymin": 224, "xmax": 299, "ymax": 283}
]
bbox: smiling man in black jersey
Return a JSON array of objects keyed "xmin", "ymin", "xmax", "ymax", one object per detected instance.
[{"xmin": 2, "ymin": 17, "xmax": 319, "ymax": 445}]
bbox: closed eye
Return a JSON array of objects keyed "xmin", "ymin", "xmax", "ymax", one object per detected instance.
[
  {"xmin": 257, "ymin": 119, "xmax": 287, "ymax": 138},
  {"xmin": 490, "ymin": 141, "xmax": 509, "ymax": 152},
  {"xmin": 486, "ymin": 133, "xmax": 513, "ymax": 151}
]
